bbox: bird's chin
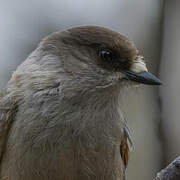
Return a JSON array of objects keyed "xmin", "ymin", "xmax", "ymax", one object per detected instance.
[
  {"xmin": 120, "ymin": 78, "xmax": 141, "ymax": 87},
  {"xmin": 96, "ymin": 75, "xmax": 141, "ymax": 91},
  {"xmin": 107, "ymin": 78, "xmax": 141, "ymax": 91}
]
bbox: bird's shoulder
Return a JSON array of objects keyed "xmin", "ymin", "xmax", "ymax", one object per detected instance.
[{"xmin": 0, "ymin": 90, "xmax": 18, "ymax": 162}]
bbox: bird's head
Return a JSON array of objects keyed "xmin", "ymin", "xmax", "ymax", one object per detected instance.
[
  {"xmin": 50, "ymin": 26, "xmax": 161, "ymax": 91},
  {"xmin": 9, "ymin": 26, "xmax": 161, "ymax": 96}
]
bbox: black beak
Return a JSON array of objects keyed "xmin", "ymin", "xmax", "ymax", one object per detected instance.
[{"xmin": 122, "ymin": 71, "xmax": 162, "ymax": 85}]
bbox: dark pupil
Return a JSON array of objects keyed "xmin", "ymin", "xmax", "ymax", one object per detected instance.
[{"xmin": 100, "ymin": 50, "xmax": 113, "ymax": 61}]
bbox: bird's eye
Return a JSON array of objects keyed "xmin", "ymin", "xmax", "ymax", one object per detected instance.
[{"xmin": 99, "ymin": 50, "xmax": 113, "ymax": 62}]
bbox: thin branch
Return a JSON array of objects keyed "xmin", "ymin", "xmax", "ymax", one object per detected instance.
[{"xmin": 155, "ymin": 156, "xmax": 180, "ymax": 180}]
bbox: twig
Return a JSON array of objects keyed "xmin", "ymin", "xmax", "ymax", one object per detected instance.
[{"xmin": 155, "ymin": 156, "xmax": 180, "ymax": 180}]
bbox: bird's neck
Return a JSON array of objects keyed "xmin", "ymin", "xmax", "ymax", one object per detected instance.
[
  {"xmin": 56, "ymin": 88, "xmax": 124, "ymax": 138},
  {"xmin": 27, "ymin": 86, "xmax": 125, "ymax": 142}
]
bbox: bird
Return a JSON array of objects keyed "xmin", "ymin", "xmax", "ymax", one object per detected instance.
[{"xmin": 0, "ymin": 26, "xmax": 161, "ymax": 180}]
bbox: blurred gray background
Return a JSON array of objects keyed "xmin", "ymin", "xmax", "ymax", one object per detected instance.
[{"xmin": 0, "ymin": 0, "xmax": 179, "ymax": 179}]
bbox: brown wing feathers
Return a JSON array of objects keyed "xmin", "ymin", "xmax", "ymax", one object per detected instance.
[{"xmin": 120, "ymin": 124, "xmax": 133, "ymax": 168}]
